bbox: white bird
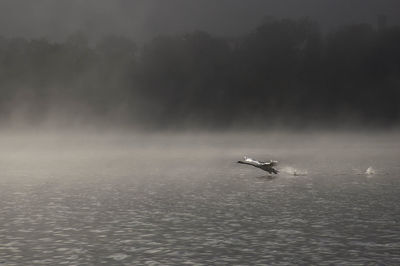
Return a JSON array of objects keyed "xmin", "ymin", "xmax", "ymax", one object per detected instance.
[{"xmin": 237, "ymin": 156, "xmax": 279, "ymax": 174}]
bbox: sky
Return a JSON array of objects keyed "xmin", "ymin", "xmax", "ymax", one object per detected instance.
[{"xmin": 0, "ymin": 0, "xmax": 399, "ymax": 42}]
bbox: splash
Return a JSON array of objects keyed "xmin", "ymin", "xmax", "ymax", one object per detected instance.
[
  {"xmin": 365, "ymin": 166, "xmax": 376, "ymax": 176},
  {"xmin": 280, "ymin": 166, "xmax": 308, "ymax": 176}
]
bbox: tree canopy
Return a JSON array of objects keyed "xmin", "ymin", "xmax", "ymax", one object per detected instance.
[{"xmin": 0, "ymin": 18, "xmax": 399, "ymax": 128}]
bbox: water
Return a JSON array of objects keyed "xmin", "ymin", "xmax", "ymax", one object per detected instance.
[{"xmin": 0, "ymin": 132, "xmax": 399, "ymax": 265}]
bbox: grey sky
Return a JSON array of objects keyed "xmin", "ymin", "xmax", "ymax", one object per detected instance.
[{"xmin": 0, "ymin": 0, "xmax": 399, "ymax": 42}]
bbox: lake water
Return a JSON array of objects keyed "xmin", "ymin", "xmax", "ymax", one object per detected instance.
[{"xmin": 1, "ymin": 131, "xmax": 399, "ymax": 265}]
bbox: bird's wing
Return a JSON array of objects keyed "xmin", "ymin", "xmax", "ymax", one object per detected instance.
[
  {"xmin": 244, "ymin": 157, "xmax": 263, "ymax": 166},
  {"xmin": 261, "ymin": 160, "xmax": 278, "ymax": 166}
]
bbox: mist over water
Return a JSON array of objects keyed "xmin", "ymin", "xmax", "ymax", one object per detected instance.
[
  {"xmin": 1, "ymin": 130, "xmax": 399, "ymax": 264},
  {"xmin": 1, "ymin": 1, "xmax": 400, "ymax": 264}
]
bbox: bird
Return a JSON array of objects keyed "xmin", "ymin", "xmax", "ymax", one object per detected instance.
[{"xmin": 237, "ymin": 156, "xmax": 279, "ymax": 174}]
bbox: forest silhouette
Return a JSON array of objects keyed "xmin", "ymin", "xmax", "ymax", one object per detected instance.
[{"xmin": 0, "ymin": 18, "xmax": 399, "ymax": 129}]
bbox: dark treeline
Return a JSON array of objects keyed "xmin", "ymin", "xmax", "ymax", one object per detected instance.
[{"xmin": 0, "ymin": 18, "xmax": 400, "ymax": 128}]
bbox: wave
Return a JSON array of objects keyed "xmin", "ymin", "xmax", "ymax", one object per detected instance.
[{"xmin": 280, "ymin": 166, "xmax": 308, "ymax": 176}]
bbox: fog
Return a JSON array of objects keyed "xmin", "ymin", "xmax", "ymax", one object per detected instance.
[
  {"xmin": 0, "ymin": 1, "xmax": 399, "ymax": 130},
  {"xmin": 1, "ymin": 1, "xmax": 400, "ymax": 264},
  {"xmin": 1, "ymin": 129, "xmax": 399, "ymax": 181},
  {"xmin": 1, "ymin": 0, "xmax": 400, "ymax": 42},
  {"xmin": 1, "ymin": 16, "xmax": 400, "ymax": 130}
]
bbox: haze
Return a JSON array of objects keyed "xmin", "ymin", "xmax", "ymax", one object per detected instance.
[
  {"xmin": 1, "ymin": 1, "xmax": 400, "ymax": 264},
  {"xmin": 1, "ymin": 0, "xmax": 400, "ymax": 42}
]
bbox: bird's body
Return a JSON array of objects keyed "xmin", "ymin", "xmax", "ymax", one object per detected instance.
[{"xmin": 237, "ymin": 156, "xmax": 279, "ymax": 174}]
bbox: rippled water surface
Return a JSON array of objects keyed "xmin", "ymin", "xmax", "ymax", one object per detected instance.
[{"xmin": 1, "ymin": 132, "xmax": 399, "ymax": 265}]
